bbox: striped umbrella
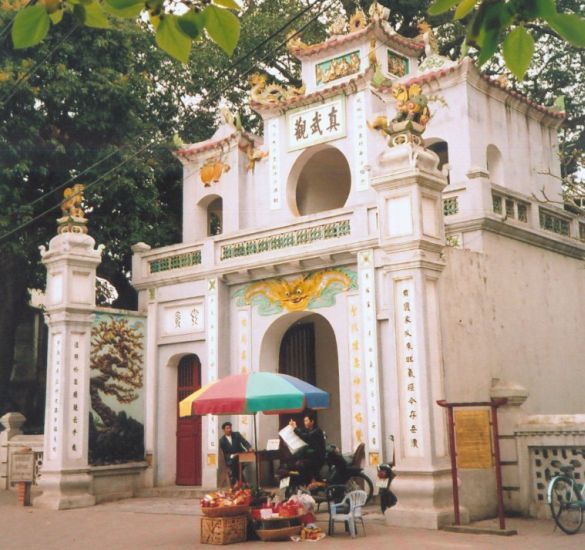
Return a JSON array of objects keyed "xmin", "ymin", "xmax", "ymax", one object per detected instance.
[
  {"xmin": 179, "ymin": 372, "xmax": 329, "ymax": 417},
  {"xmin": 179, "ymin": 372, "xmax": 329, "ymax": 486}
]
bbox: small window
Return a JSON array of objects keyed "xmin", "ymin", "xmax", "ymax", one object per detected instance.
[
  {"xmin": 207, "ymin": 197, "xmax": 223, "ymax": 236},
  {"xmin": 487, "ymin": 144, "xmax": 504, "ymax": 186}
]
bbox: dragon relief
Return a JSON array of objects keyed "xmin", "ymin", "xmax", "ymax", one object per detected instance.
[
  {"xmin": 249, "ymin": 73, "xmax": 306, "ymax": 107},
  {"xmin": 242, "ymin": 142, "xmax": 268, "ymax": 172},
  {"xmin": 240, "ymin": 269, "xmax": 355, "ymax": 313}
]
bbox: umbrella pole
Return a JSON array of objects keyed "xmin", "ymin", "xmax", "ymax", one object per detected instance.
[{"xmin": 254, "ymin": 413, "xmax": 260, "ymax": 488}]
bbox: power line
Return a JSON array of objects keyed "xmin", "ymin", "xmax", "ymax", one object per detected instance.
[
  {"xmin": 213, "ymin": 0, "xmax": 326, "ymax": 84},
  {"xmin": 6, "ymin": 0, "xmax": 331, "ymax": 215},
  {"xmin": 0, "ymin": 0, "xmax": 32, "ymax": 44},
  {"xmin": 0, "ymin": 22, "xmax": 80, "ymax": 108},
  {"xmin": 0, "ymin": 0, "xmax": 338, "ymax": 244}
]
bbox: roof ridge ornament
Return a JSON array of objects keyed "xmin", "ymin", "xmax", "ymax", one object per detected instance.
[
  {"xmin": 58, "ymin": 184, "xmax": 88, "ymax": 235},
  {"xmin": 417, "ymin": 21, "xmax": 457, "ymax": 74}
]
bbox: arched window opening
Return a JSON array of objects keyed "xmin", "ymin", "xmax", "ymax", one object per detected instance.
[
  {"xmin": 426, "ymin": 139, "xmax": 450, "ymax": 184},
  {"xmin": 207, "ymin": 197, "xmax": 223, "ymax": 236},
  {"xmin": 289, "ymin": 146, "xmax": 351, "ymax": 216},
  {"xmin": 487, "ymin": 144, "xmax": 504, "ymax": 186}
]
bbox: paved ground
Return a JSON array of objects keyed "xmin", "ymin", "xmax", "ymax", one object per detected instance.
[{"xmin": 1, "ymin": 490, "xmax": 585, "ymax": 549}]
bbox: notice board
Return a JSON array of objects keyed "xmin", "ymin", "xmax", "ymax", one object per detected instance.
[{"xmin": 454, "ymin": 409, "xmax": 493, "ymax": 469}]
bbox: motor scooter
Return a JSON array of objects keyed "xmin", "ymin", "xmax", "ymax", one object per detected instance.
[
  {"xmin": 376, "ymin": 436, "xmax": 397, "ymax": 513},
  {"xmin": 376, "ymin": 462, "xmax": 397, "ymax": 512}
]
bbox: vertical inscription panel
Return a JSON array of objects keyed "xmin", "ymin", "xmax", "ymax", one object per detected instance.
[
  {"xmin": 206, "ymin": 279, "xmax": 219, "ymax": 456},
  {"xmin": 68, "ymin": 333, "xmax": 85, "ymax": 460},
  {"xmin": 394, "ymin": 278, "xmax": 423, "ymax": 458},
  {"xmin": 48, "ymin": 334, "xmax": 63, "ymax": 461},
  {"xmin": 237, "ymin": 308, "xmax": 252, "ymax": 442},
  {"xmin": 358, "ymin": 250, "xmax": 382, "ymax": 466},
  {"xmin": 347, "ymin": 294, "xmax": 366, "ymax": 450}
]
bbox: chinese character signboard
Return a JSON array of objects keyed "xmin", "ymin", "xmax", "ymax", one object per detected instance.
[
  {"xmin": 286, "ymin": 96, "xmax": 346, "ymax": 151},
  {"xmin": 387, "ymin": 50, "xmax": 409, "ymax": 78}
]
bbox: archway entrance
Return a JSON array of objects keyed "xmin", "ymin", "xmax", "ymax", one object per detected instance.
[
  {"xmin": 278, "ymin": 314, "xmax": 340, "ymax": 446},
  {"xmin": 176, "ymin": 354, "xmax": 202, "ymax": 485}
]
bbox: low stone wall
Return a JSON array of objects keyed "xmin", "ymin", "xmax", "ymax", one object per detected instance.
[
  {"xmin": 90, "ymin": 462, "xmax": 148, "ymax": 504},
  {"xmin": 514, "ymin": 415, "xmax": 585, "ymax": 519}
]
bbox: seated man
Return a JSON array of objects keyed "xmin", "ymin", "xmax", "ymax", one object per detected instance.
[
  {"xmin": 219, "ymin": 421, "xmax": 252, "ymax": 485},
  {"xmin": 289, "ymin": 412, "xmax": 326, "ymax": 483}
]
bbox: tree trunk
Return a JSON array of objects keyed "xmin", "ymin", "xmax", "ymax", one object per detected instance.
[{"xmin": 0, "ymin": 253, "xmax": 28, "ymax": 416}]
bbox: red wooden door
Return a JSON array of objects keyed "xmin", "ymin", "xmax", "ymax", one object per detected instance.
[{"xmin": 176, "ymin": 355, "xmax": 202, "ymax": 485}]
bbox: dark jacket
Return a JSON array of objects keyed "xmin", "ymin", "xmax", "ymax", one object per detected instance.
[
  {"xmin": 294, "ymin": 425, "xmax": 326, "ymax": 462},
  {"xmin": 219, "ymin": 432, "xmax": 251, "ymax": 460}
]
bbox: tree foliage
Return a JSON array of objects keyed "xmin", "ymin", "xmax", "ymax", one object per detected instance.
[
  {"xmin": 12, "ymin": 0, "xmax": 242, "ymax": 63},
  {"xmin": 428, "ymin": 0, "xmax": 585, "ymax": 79},
  {"xmin": 0, "ymin": 0, "xmax": 327, "ymax": 418}
]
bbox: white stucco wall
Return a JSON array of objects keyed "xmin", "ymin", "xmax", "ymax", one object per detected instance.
[{"xmin": 440, "ymin": 236, "xmax": 585, "ymax": 414}]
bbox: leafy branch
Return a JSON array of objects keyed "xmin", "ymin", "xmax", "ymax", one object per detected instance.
[
  {"xmin": 11, "ymin": 0, "xmax": 241, "ymax": 63},
  {"xmin": 429, "ymin": 0, "xmax": 585, "ymax": 79}
]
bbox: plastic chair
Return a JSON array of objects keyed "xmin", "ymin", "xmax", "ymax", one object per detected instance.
[{"xmin": 328, "ymin": 489, "xmax": 367, "ymax": 537}]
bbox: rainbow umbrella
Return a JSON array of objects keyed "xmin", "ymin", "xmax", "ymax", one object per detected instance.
[
  {"xmin": 179, "ymin": 372, "xmax": 329, "ymax": 417},
  {"xmin": 179, "ymin": 372, "xmax": 329, "ymax": 486}
]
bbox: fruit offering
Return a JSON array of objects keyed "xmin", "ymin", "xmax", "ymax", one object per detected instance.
[
  {"xmin": 300, "ymin": 526, "xmax": 323, "ymax": 541},
  {"xmin": 200, "ymin": 487, "xmax": 252, "ymax": 508}
]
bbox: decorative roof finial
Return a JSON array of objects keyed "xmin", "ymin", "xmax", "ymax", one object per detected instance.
[
  {"xmin": 58, "ymin": 184, "xmax": 88, "ymax": 234},
  {"xmin": 348, "ymin": 9, "xmax": 367, "ymax": 33}
]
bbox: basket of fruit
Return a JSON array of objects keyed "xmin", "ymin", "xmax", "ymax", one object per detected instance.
[{"xmin": 200, "ymin": 487, "xmax": 252, "ymax": 517}]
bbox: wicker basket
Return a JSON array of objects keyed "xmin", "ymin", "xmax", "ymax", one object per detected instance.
[
  {"xmin": 256, "ymin": 525, "xmax": 302, "ymax": 542},
  {"xmin": 201, "ymin": 515, "xmax": 248, "ymax": 545},
  {"xmin": 201, "ymin": 505, "xmax": 251, "ymax": 518}
]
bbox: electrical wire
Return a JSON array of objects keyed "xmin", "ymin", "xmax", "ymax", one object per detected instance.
[{"xmin": 0, "ymin": 0, "xmax": 339, "ymax": 244}]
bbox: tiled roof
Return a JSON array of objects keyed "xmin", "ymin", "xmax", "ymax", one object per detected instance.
[
  {"xmin": 377, "ymin": 59, "xmax": 565, "ymax": 120},
  {"xmin": 251, "ymin": 73, "xmax": 367, "ymax": 113},
  {"xmin": 289, "ymin": 20, "xmax": 424, "ymax": 59},
  {"xmin": 176, "ymin": 131, "xmax": 259, "ymax": 157}
]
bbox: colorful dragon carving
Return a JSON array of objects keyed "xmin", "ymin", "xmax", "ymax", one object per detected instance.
[{"xmin": 239, "ymin": 269, "xmax": 356, "ymax": 314}]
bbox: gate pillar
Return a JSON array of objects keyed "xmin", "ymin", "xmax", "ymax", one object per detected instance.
[
  {"xmin": 372, "ymin": 135, "xmax": 463, "ymax": 528},
  {"xmin": 34, "ymin": 200, "xmax": 102, "ymax": 509}
]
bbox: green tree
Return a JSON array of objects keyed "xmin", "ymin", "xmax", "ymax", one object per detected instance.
[
  {"xmin": 0, "ymin": 0, "xmax": 327, "ymax": 419},
  {"xmin": 0, "ymin": 14, "xmax": 188, "ymax": 415}
]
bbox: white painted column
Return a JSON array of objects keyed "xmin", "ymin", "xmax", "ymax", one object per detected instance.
[
  {"xmin": 204, "ymin": 277, "xmax": 219, "ymax": 479},
  {"xmin": 372, "ymin": 141, "xmax": 454, "ymax": 529},
  {"xmin": 35, "ymin": 231, "xmax": 102, "ymax": 509},
  {"xmin": 357, "ymin": 250, "xmax": 383, "ymax": 467}
]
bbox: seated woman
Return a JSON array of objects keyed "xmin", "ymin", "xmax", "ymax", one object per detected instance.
[{"xmin": 288, "ymin": 412, "xmax": 326, "ymax": 483}]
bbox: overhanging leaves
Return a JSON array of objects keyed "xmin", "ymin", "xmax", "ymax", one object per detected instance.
[
  {"xmin": 156, "ymin": 14, "xmax": 192, "ymax": 63},
  {"xmin": 428, "ymin": 0, "xmax": 460, "ymax": 16},
  {"xmin": 548, "ymin": 13, "xmax": 585, "ymax": 48},
  {"xmin": 12, "ymin": 4, "xmax": 50, "ymax": 49},
  {"xmin": 203, "ymin": 4, "xmax": 240, "ymax": 56},
  {"xmin": 178, "ymin": 10, "xmax": 206, "ymax": 40},
  {"xmin": 103, "ymin": 0, "xmax": 144, "ymax": 19},
  {"xmin": 503, "ymin": 27, "xmax": 534, "ymax": 80}
]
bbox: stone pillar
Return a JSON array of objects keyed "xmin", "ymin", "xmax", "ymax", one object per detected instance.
[
  {"xmin": 34, "ymin": 224, "xmax": 102, "ymax": 509},
  {"xmin": 372, "ymin": 140, "xmax": 456, "ymax": 529},
  {"xmin": 0, "ymin": 412, "xmax": 26, "ymax": 489}
]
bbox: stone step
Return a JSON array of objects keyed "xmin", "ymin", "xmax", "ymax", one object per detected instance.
[{"xmin": 135, "ymin": 486, "xmax": 215, "ymax": 499}]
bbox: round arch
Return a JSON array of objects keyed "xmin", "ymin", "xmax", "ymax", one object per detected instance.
[
  {"xmin": 258, "ymin": 311, "xmax": 341, "ymax": 447},
  {"xmin": 286, "ymin": 144, "xmax": 351, "ymax": 216}
]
